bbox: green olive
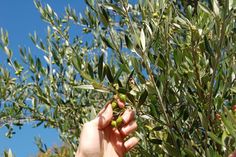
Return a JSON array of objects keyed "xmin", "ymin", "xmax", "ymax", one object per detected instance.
[
  {"xmin": 116, "ymin": 116, "xmax": 123, "ymax": 126},
  {"xmin": 112, "ymin": 101, "xmax": 117, "ymax": 109},
  {"xmin": 111, "ymin": 120, "xmax": 117, "ymax": 128},
  {"xmin": 119, "ymin": 93, "xmax": 127, "ymax": 102}
]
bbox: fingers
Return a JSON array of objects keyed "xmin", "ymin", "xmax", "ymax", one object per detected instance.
[
  {"xmin": 97, "ymin": 100, "xmax": 112, "ymax": 115},
  {"xmin": 124, "ymin": 137, "xmax": 139, "ymax": 152},
  {"xmin": 229, "ymin": 151, "xmax": 236, "ymax": 157},
  {"xmin": 120, "ymin": 109, "xmax": 137, "ymax": 137},
  {"xmin": 117, "ymin": 98, "xmax": 125, "ymax": 108},
  {"xmin": 120, "ymin": 120, "xmax": 138, "ymax": 136},
  {"xmin": 111, "ymin": 130, "xmax": 139, "ymax": 156},
  {"xmin": 122, "ymin": 109, "xmax": 135, "ymax": 124},
  {"xmin": 95, "ymin": 103, "xmax": 113, "ymax": 129},
  {"xmin": 95, "ymin": 98, "xmax": 135, "ymax": 131}
]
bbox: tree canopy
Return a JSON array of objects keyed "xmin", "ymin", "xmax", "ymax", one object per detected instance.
[{"xmin": 1, "ymin": 0, "xmax": 236, "ymax": 156}]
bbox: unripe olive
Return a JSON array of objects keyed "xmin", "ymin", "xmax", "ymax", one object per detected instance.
[
  {"xmin": 111, "ymin": 120, "xmax": 117, "ymax": 128},
  {"xmin": 119, "ymin": 93, "xmax": 127, "ymax": 102},
  {"xmin": 116, "ymin": 116, "xmax": 123, "ymax": 126},
  {"xmin": 112, "ymin": 101, "xmax": 117, "ymax": 109}
]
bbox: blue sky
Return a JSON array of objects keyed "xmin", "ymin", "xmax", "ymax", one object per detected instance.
[{"xmin": 0, "ymin": 1, "xmax": 86, "ymax": 156}]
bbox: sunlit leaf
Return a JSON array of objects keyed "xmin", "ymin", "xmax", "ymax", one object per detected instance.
[
  {"xmin": 103, "ymin": 3, "xmax": 126, "ymax": 16},
  {"xmin": 140, "ymin": 29, "xmax": 145, "ymax": 50},
  {"xmin": 213, "ymin": 0, "xmax": 220, "ymax": 16}
]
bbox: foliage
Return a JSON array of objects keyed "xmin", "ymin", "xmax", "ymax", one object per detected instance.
[
  {"xmin": 36, "ymin": 145, "xmax": 73, "ymax": 157},
  {"xmin": 0, "ymin": 0, "xmax": 236, "ymax": 156},
  {"xmin": 3, "ymin": 149, "xmax": 14, "ymax": 157}
]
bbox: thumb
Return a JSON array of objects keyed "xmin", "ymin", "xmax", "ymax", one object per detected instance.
[{"xmin": 95, "ymin": 103, "xmax": 113, "ymax": 129}]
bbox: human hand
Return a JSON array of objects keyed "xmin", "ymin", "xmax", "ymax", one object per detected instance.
[
  {"xmin": 76, "ymin": 100, "xmax": 139, "ymax": 157},
  {"xmin": 229, "ymin": 151, "xmax": 236, "ymax": 157}
]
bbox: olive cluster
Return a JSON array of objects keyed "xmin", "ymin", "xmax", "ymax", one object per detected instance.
[{"xmin": 110, "ymin": 93, "xmax": 127, "ymax": 128}]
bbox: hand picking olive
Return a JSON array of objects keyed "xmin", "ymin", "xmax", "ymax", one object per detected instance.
[{"xmin": 110, "ymin": 93, "xmax": 127, "ymax": 128}]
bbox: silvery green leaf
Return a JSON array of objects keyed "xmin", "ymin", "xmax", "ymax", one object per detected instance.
[{"xmin": 140, "ymin": 29, "xmax": 145, "ymax": 50}]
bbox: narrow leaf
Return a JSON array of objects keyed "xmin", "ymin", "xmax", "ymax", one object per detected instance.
[
  {"xmin": 150, "ymin": 138, "xmax": 162, "ymax": 144},
  {"xmin": 125, "ymin": 35, "xmax": 134, "ymax": 51},
  {"xmin": 87, "ymin": 63, "xmax": 94, "ymax": 79},
  {"xmin": 72, "ymin": 54, "xmax": 82, "ymax": 71},
  {"xmin": 105, "ymin": 64, "xmax": 114, "ymax": 83},
  {"xmin": 230, "ymin": 87, "xmax": 236, "ymax": 93},
  {"xmin": 103, "ymin": 3, "xmax": 126, "ymax": 16},
  {"xmin": 114, "ymin": 68, "xmax": 123, "ymax": 83},
  {"xmin": 75, "ymin": 84, "xmax": 94, "ymax": 90},
  {"xmin": 99, "ymin": 7, "xmax": 109, "ymax": 27},
  {"xmin": 79, "ymin": 70, "xmax": 93, "ymax": 81},
  {"xmin": 138, "ymin": 90, "xmax": 148, "ymax": 107},
  {"xmin": 98, "ymin": 53, "xmax": 104, "ymax": 81},
  {"xmin": 140, "ymin": 29, "xmax": 145, "ymax": 50},
  {"xmin": 208, "ymin": 131, "xmax": 223, "ymax": 145},
  {"xmin": 101, "ymin": 36, "xmax": 114, "ymax": 50},
  {"xmin": 199, "ymin": 3, "xmax": 213, "ymax": 15},
  {"xmin": 213, "ymin": 0, "xmax": 220, "ymax": 16},
  {"xmin": 126, "ymin": 92, "xmax": 136, "ymax": 105},
  {"xmin": 204, "ymin": 35, "xmax": 214, "ymax": 56}
]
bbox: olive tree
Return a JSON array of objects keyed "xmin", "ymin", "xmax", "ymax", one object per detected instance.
[{"xmin": 1, "ymin": 0, "xmax": 236, "ymax": 156}]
